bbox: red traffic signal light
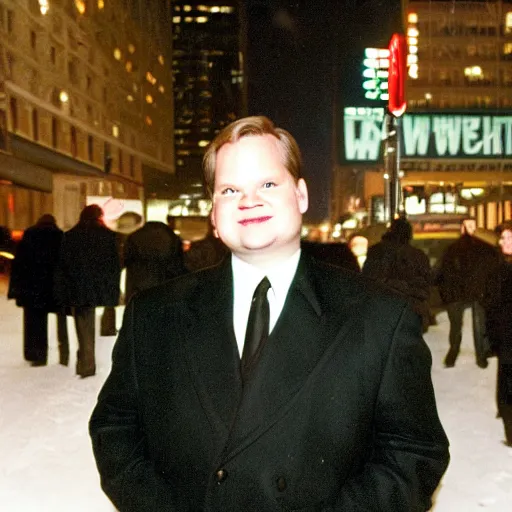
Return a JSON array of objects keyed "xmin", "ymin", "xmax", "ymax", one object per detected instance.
[{"xmin": 388, "ymin": 33, "xmax": 407, "ymax": 117}]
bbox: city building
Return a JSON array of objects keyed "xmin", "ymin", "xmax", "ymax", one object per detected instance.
[
  {"xmin": 333, "ymin": 0, "xmax": 512, "ymax": 231},
  {"xmin": 0, "ymin": 0, "xmax": 174, "ymax": 233},
  {"xmin": 168, "ymin": 0, "xmax": 246, "ymax": 218}
]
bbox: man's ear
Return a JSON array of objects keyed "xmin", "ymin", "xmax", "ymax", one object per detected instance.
[
  {"xmin": 297, "ymin": 178, "xmax": 309, "ymax": 214},
  {"xmin": 210, "ymin": 213, "xmax": 219, "ymax": 238}
]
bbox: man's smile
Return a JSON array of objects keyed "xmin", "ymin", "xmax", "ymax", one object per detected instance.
[{"xmin": 238, "ymin": 216, "xmax": 273, "ymax": 226}]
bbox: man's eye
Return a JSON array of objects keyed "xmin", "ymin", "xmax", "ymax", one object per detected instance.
[
  {"xmin": 221, "ymin": 187, "xmax": 236, "ymax": 195},
  {"xmin": 262, "ymin": 182, "xmax": 276, "ymax": 189}
]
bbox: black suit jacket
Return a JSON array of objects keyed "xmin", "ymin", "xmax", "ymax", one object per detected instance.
[{"xmin": 90, "ymin": 254, "xmax": 449, "ymax": 511}]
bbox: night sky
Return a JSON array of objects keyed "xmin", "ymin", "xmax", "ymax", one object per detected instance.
[{"xmin": 245, "ymin": 0, "xmax": 403, "ymax": 223}]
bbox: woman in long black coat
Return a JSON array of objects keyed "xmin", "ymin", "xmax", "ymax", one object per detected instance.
[
  {"xmin": 485, "ymin": 220, "xmax": 512, "ymax": 446},
  {"xmin": 55, "ymin": 205, "xmax": 121, "ymax": 378},
  {"xmin": 8, "ymin": 214, "xmax": 68, "ymax": 366}
]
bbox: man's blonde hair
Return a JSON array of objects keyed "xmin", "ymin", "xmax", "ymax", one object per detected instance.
[{"xmin": 202, "ymin": 116, "xmax": 302, "ymax": 197}]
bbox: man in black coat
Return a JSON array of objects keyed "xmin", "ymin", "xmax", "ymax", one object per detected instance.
[
  {"xmin": 90, "ymin": 116, "xmax": 449, "ymax": 511},
  {"xmin": 436, "ymin": 219, "xmax": 502, "ymax": 368},
  {"xmin": 8, "ymin": 214, "xmax": 68, "ymax": 366},
  {"xmin": 363, "ymin": 218, "xmax": 431, "ymax": 333},
  {"xmin": 55, "ymin": 205, "xmax": 120, "ymax": 378}
]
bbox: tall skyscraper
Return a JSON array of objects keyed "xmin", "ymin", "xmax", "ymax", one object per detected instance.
[{"xmin": 171, "ymin": 1, "xmax": 246, "ymax": 195}]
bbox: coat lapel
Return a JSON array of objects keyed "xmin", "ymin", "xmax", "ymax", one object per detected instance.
[
  {"xmin": 182, "ymin": 257, "xmax": 243, "ymax": 439},
  {"xmin": 223, "ymin": 256, "xmax": 362, "ymax": 460}
]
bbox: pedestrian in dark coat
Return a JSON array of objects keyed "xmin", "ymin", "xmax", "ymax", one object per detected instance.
[
  {"xmin": 55, "ymin": 205, "xmax": 121, "ymax": 378},
  {"xmin": 124, "ymin": 221, "xmax": 187, "ymax": 303},
  {"xmin": 7, "ymin": 214, "xmax": 68, "ymax": 366},
  {"xmin": 436, "ymin": 219, "xmax": 502, "ymax": 368},
  {"xmin": 363, "ymin": 218, "xmax": 431, "ymax": 332},
  {"xmin": 484, "ymin": 220, "xmax": 512, "ymax": 447}
]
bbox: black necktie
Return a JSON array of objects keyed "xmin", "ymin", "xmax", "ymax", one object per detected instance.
[{"xmin": 241, "ymin": 277, "xmax": 271, "ymax": 382}]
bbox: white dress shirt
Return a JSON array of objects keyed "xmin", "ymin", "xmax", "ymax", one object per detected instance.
[{"xmin": 231, "ymin": 250, "xmax": 301, "ymax": 356}]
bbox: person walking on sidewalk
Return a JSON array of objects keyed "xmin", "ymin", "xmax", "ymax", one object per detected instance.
[
  {"xmin": 435, "ymin": 219, "xmax": 501, "ymax": 368},
  {"xmin": 8, "ymin": 214, "xmax": 68, "ymax": 366},
  {"xmin": 363, "ymin": 217, "xmax": 431, "ymax": 333},
  {"xmin": 55, "ymin": 205, "xmax": 120, "ymax": 378}
]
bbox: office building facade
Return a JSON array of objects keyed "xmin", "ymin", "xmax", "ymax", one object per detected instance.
[{"xmin": 0, "ymin": 0, "xmax": 174, "ymax": 232}]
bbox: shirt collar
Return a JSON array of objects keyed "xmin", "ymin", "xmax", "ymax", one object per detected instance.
[{"xmin": 231, "ymin": 249, "xmax": 301, "ymax": 301}]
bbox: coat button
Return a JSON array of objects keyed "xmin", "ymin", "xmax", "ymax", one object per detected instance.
[
  {"xmin": 276, "ymin": 476, "xmax": 287, "ymax": 492},
  {"xmin": 215, "ymin": 469, "xmax": 228, "ymax": 483}
]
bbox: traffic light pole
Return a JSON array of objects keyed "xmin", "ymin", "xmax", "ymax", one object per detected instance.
[{"xmin": 384, "ymin": 114, "xmax": 401, "ymax": 223}]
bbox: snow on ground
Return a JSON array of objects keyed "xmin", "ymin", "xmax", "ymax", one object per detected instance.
[{"xmin": 0, "ymin": 275, "xmax": 511, "ymax": 511}]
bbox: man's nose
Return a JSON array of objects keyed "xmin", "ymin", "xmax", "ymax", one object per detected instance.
[{"xmin": 239, "ymin": 189, "xmax": 261, "ymax": 208}]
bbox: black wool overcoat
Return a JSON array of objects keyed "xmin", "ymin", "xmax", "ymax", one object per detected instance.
[
  {"xmin": 55, "ymin": 221, "xmax": 121, "ymax": 307},
  {"xmin": 8, "ymin": 223, "xmax": 63, "ymax": 310},
  {"xmin": 90, "ymin": 254, "xmax": 449, "ymax": 512}
]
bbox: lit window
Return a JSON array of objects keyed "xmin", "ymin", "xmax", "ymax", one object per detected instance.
[
  {"xmin": 464, "ymin": 65, "xmax": 482, "ymax": 77},
  {"xmin": 197, "ymin": 5, "xmax": 208, "ymax": 11},
  {"xmin": 39, "ymin": 0, "xmax": 49, "ymax": 15},
  {"xmin": 220, "ymin": 7, "xmax": 234, "ymax": 13},
  {"xmin": 75, "ymin": 0, "xmax": 86, "ymax": 14},
  {"xmin": 158, "ymin": 55, "xmax": 165, "ymax": 65},
  {"xmin": 59, "ymin": 90, "xmax": 69, "ymax": 103},
  {"xmin": 146, "ymin": 94, "xmax": 153, "ymax": 104},
  {"xmin": 184, "ymin": 17, "xmax": 193, "ymax": 22},
  {"xmin": 196, "ymin": 16, "xmax": 208, "ymax": 23},
  {"xmin": 211, "ymin": 6, "xmax": 220, "ymax": 13},
  {"xmin": 408, "ymin": 37, "xmax": 418, "ymax": 45},
  {"xmin": 128, "ymin": 44, "xmax": 136, "ymax": 54},
  {"xmin": 125, "ymin": 61, "xmax": 132, "ymax": 72},
  {"xmin": 198, "ymin": 140, "xmax": 209, "ymax": 147},
  {"xmin": 112, "ymin": 125, "xmax": 119, "ymax": 138},
  {"xmin": 145, "ymin": 116, "xmax": 152, "ymax": 126},
  {"xmin": 126, "ymin": 95, "xmax": 134, "ymax": 102},
  {"xmin": 504, "ymin": 43, "xmax": 512, "ymax": 55},
  {"xmin": 146, "ymin": 72, "xmax": 157, "ymax": 85},
  {"xmin": 98, "ymin": 0, "xmax": 104, "ymax": 9},
  {"xmin": 173, "ymin": 16, "xmax": 181, "ymax": 23},
  {"xmin": 409, "ymin": 45, "xmax": 418, "ymax": 55},
  {"xmin": 174, "ymin": 5, "xmax": 181, "ymax": 11},
  {"xmin": 408, "ymin": 13, "xmax": 418, "ymax": 24},
  {"xmin": 183, "ymin": 5, "xmax": 192, "ymax": 12},
  {"xmin": 407, "ymin": 27, "xmax": 419, "ymax": 38},
  {"xmin": 506, "ymin": 12, "xmax": 512, "ymax": 33},
  {"xmin": 158, "ymin": 85, "xmax": 165, "ymax": 93},
  {"xmin": 114, "ymin": 48, "xmax": 122, "ymax": 60}
]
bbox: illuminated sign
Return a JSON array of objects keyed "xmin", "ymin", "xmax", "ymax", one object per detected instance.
[
  {"xmin": 342, "ymin": 108, "xmax": 512, "ymax": 163},
  {"xmin": 361, "ymin": 48, "xmax": 389, "ymax": 102}
]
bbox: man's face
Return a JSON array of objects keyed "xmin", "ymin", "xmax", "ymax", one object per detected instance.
[{"xmin": 211, "ymin": 134, "xmax": 308, "ymax": 265}]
